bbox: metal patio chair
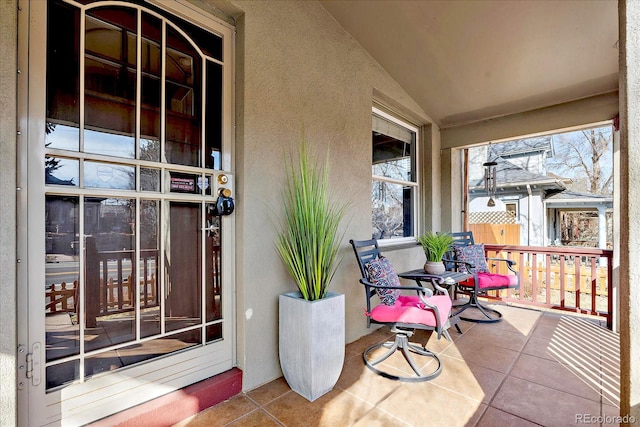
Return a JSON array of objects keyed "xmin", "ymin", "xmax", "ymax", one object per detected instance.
[
  {"xmin": 444, "ymin": 231, "xmax": 519, "ymax": 323},
  {"xmin": 349, "ymin": 238, "xmax": 454, "ymax": 382}
]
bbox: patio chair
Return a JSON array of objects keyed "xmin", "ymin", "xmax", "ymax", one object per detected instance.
[
  {"xmin": 349, "ymin": 239, "xmax": 454, "ymax": 382},
  {"xmin": 444, "ymin": 231, "xmax": 519, "ymax": 323}
]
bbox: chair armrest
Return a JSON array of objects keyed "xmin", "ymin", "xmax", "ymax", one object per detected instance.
[
  {"xmin": 486, "ymin": 257, "xmax": 516, "ymax": 267},
  {"xmin": 359, "ymin": 278, "xmax": 434, "ymax": 298},
  {"xmin": 442, "ymin": 257, "xmax": 475, "ymax": 271}
]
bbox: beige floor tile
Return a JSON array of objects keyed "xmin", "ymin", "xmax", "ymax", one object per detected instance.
[
  {"xmin": 345, "ymin": 327, "xmax": 393, "ymax": 359},
  {"xmin": 226, "ymin": 409, "xmax": 282, "ymax": 427},
  {"xmin": 462, "ymin": 323, "xmax": 529, "ymax": 352},
  {"xmin": 492, "ymin": 376, "xmax": 602, "ymax": 426},
  {"xmin": 246, "ymin": 377, "xmax": 292, "ymax": 406},
  {"xmin": 366, "ymin": 342, "xmax": 440, "ymax": 379},
  {"xmin": 510, "ymin": 353, "xmax": 603, "ymax": 402},
  {"xmin": 377, "ymin": 382, "xmax": 486, "ymax": 427},
  {"xmin": 430, "ymin": 354, "xmax": 505, "ymax": 404},
  {"xmin": 335, "ymin": 352, "xmax": 403, "ymax": 405},
  {"xmin": 352, "ymin": 408, "xmax": 411, "ymax": 426},
  {"xmin": 263, "ymin": 387, "xmax": 375, "ymax": 427},
  {"xmin": 521, "ymin": 336, "xmax": 558, "ymax": 361},
  {"xmin": 476, "ymin": 406, "xmax": 540, "ymax": 427},
  {"xmin": 530, "ymin": 322, "xmax": 561, "ymax": 340},
  {"xmin": 442, "ymin": 335, "xmax": 520, "ymax": 374},
  {"xmin": 173, "ymin": 395, "xmax": 259, "ymax": 427}
]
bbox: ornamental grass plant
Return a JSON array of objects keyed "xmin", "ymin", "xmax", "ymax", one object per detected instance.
[
  {"xmin": 275, "ymin": 141, "xmax": 348, "ymax": 301},
  {"xmin": 418, "ymin": 231, "xmax": 454, "ymax": 262}
]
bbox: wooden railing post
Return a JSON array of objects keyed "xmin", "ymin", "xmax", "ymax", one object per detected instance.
[{"xmin": 85, "ymin": 236, "xmax": 99, "ymax": 328}]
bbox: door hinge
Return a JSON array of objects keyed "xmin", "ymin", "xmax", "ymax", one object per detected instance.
[{"xmin": 18, "ymin": 342, "xmax": 42, "ymax": 389}]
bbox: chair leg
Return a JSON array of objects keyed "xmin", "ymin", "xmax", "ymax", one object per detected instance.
[
  {"xmin": 363, "ymin": 330, "xmax": 442, "ymax": 382},
  {"xmin": 453, "ymin": 292, "xmax": 503, "ymax": 323}
]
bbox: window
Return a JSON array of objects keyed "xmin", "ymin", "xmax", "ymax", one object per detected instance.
[{"xmin": 371, "ymin": 107, "xmax": 418, "ymax": 240}]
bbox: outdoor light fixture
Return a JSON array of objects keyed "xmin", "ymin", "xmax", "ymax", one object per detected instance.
[{"xmin": 483, "ymin": 161, "xmax": 497, "ymax": 207}]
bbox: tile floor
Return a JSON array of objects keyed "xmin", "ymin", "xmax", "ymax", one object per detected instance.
[{"xmin": 174, "ymin": 303, "xmax": 620, "ymax": 427}]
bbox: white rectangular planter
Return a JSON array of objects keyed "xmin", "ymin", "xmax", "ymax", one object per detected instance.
[{"xmin": 278, "ymin": 291, "xmax": 345, "ymax": 402}]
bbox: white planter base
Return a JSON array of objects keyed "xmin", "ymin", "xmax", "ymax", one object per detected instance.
[{"xmin": 279, "ymin": 291, "xmax": 345, "ymax": 401}]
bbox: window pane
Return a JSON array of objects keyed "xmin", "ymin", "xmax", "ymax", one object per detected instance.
[
  {"xmin": 165, "ymin": 202, "xmax": 202, "ymax": 332},
  {"xmin": 140, "ymin": 12, "xmax": 162, "ymax": 162},
  {"xmin": 140, "ymin": 167, "xmax": 160, "ymax": 192},
  {"xmin": 205, "ymin": 61, "xmax": 222, "ymax": 169},
  {"xmin": 45, "ymin": 196, "xmax": 80, "ymax": 363},
  {"xmin": 45, "ymin": 157, "xmax": 79, "ymax": 187},
  {"xmin": 84, "ymin": 198, "xmax": 136, "ymax": 352},
  {"xmin": 140, "ymin": 200, "xmax": 160, "ymax": 338},
  {"xmin": 372, "ymin": 114, "xmax": 415, "ymax": 182},
  {"xmin": 85, "ymin": 9, "xmax": 137, "ymax": 158},
  {"xmin": 165, "ymin": 26, "xmax": 202, "ymax": 167},
  {"xmin": 84, "ymin": 161, "xmax": 135, "ymax": 190},
  {"xmin": 372, "ymin": 181, "xmax": 414, "ymax": 239},
  {"xmin": 47, "ymin": 0, "xmax": 80, "ymax": 150}
]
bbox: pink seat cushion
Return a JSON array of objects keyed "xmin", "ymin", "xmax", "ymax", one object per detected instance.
[
  {"xmin": 369, "ymin": 295, "xmax": 452, "ymax": 327},
  {"xmin": 458, "ymin": 273, "xmax": 518, "ymax": 290}
]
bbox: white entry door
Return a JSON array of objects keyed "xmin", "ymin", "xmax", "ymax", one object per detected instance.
[{"xmin": 18, "ymin": 1, "xmax": 235, "ymax": 425}]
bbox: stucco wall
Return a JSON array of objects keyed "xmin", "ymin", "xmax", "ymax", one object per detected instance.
[
  {"xmin": 619, "ymin": 0, "xmax": 640, "ymax": 421},
  {"xmin": 0, "ymin": 0, "xmax": 17, "ymax": 425},
  {"xmin": 230, "ymin": 0, "xmax": 433, "ymax": 390}
]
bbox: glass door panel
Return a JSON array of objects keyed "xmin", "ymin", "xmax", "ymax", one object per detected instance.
[
  {"xmin": 84, "ymin": 198, "xmax": 136, "ymax": 352},
  {"xmin": 165, "ymin": 25, "xmax": 202, "ymax": 167},
  {"xmin": 140, "ymin": 200, "xmax": 160, "ymax": 339},
  {"xmin": 165, "ymin": 202, "xmax": 202, "ymax": 332}
]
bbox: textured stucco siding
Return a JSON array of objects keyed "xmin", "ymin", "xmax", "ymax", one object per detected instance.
[
  {"xmin": 230, "ymin": 0, "xmax": 432, "ymax": 390},
  {"xmin": 0, "ymin": 0, "xmax": 17, "ymax": 425}
]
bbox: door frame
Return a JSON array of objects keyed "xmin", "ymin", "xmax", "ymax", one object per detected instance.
[{"xmin": 16, "ymin": 1, "xmax": 236, "ymax": 425}]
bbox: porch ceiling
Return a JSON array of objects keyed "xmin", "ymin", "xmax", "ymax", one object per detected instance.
[{"xmin": 319, "ymin": 0, "xmax": 619, "ymax": 128}]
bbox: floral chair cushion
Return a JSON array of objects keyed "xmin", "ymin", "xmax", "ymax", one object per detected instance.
[
  {"xmin": 454, "ymin": 244, "xmax": 490, "ymax": 273},
  {"xmin": 365, "ymin": 256, "xmax": 402, "ymax": 306}
]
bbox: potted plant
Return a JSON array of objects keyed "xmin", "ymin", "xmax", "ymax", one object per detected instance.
[
  {"xmin": 417, "ymin": 231, "xmax": 454, "ymax": 274},
  {"xmin": 275, "ymin": 140, "xmax": 348, "ymax": 402}
]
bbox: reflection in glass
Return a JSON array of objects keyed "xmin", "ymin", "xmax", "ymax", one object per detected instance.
[
  {"xmin": 165, "ymin": 26, "xmax": 202, "ymax": 167},
  {"xmin": 46, "ymin": 195, "xmax": 80, "ymax": 363},
  {"xmin": 46, "ymin": 1, "xmax": 80, "ymax": 145},
  {"xmin": 206, "ymin": 324, "xmax": 222, "ymax": 343},
  {"xmin": 372, "ymin": 114, "xmax": 415, "ymax": 182},
  {"xmin": 84, "ymin": 129, "xmax": 135, "ymax": 159},
  {"xmin": 141, "ymin": 168, "xmax": 160, "ymax": 192},
  {"xmin": 46, "ymin": 123, "xmax": 80, "ymax": 152},
  {"xmin": 84, "ymin": 161, "xmax": 135, "ymax": 190},
  {"xmin": 140, "ymin": 139, "xmax": 160, "ymax": 162},
  {"xmin": 84, "ymin": 198, "xmax": 136, "ymax": 352},
  {"xmin": 45, "ymin": 157, "xmax": 79, "ymax": 187},
  {"xmin": 85, "ymin": 328, "xmax": 201, "ymax": 379},
  {"xmin": 84, "ymin": 9, "xmax": 136, "ymax": 158},
  {"xmin": 140, "ymin": 13, "xmax": 162, "ymax": 161},
  {"xmin": 46, "ymin": 360, "xmax": 79, "ymax": 389},
  {"xmin": 165, "ymin": 202, "xmax": 202, "ymax": 332},
  {"xmin": 140, "ymin": 200, "xmax": 160, "ymax": 338},
  {"xmin": 371, "ymin": 181, "xmax": 414, "ymax": 240},
  {"xmin": 205, "ymin": 207, "xmax": 221, "ymax": 322},
  {"xmin": 205, "ymin": 61, "xmax": 222, "ymax": 169}
]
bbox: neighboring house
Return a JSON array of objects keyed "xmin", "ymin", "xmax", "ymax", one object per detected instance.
[{"xmin": 468, "ymin": 137, "xmax": 612, "ymax": 248}]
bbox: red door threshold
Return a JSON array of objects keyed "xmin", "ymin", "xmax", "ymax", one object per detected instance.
[{"xmin": 88, "ymin": 368, "xmax": 243, "ymax": 427}]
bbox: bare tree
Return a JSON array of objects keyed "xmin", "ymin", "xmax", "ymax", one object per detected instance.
[{"xmin": 549, "ymin": 127, "xmax": 613, "ymax": 195}]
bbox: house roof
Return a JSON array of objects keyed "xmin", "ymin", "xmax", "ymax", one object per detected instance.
[
  {"xmin": 469, "ymin": 156, "xmax": 565, "ymax": 191},
  {"xmin": 488, "ymin": 136, "xmax": 553, "ymax": 160},
  {"xmin": 320, "ymin": 1, "xmax": 618, "ymax": 128},
  {"xmin": 545, "ymin": 190, "xmax": 613, "ymax": 208}
]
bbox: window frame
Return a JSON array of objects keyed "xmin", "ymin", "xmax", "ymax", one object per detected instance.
[{"xmin": 371, "ymin": 106, "xmax": 420, "ymax": 245}]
